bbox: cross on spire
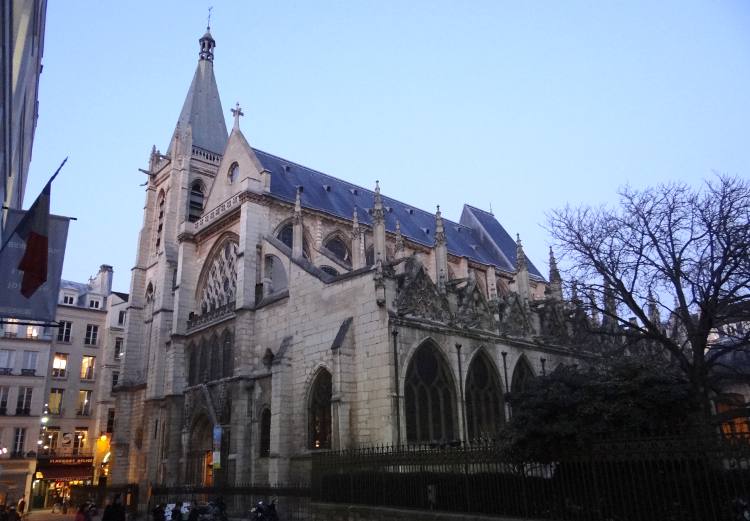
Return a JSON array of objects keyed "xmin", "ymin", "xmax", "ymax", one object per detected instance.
[{"xmin": 231, "ymin": 102, "xmax": 244, "ymax": 130}]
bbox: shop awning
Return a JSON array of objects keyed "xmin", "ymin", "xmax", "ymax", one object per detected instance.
[{"xmin": 36, "ymin": 466, "xmax": 93, "ymax": 481}]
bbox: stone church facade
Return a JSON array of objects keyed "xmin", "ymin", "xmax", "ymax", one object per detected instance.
[{"xmin": 111, "ymin": 30, "xmax": 582, "ymax": 489}]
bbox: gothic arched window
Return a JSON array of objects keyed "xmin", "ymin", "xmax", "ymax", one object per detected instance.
[
  {"xmin": 404, "ymin": 343, "xmax": 457, "ymax": 443},
  {"xmin": 155, "ymin": 191, "xmax": 166, "ymax": 249},
  {"xmin": 259, "ymin": 408, "xmax": 271, "ymax": 457},
  {"xmin": 188, "ymin": 181, "xmax": 205, "ymax": 222},
  {"xmin": 187, "ymin": 343, "xmax": 197, "ymax": 386},
  {"xmin": 324, "ymin": 235, "xmax": 350, "ymax": 264},
  {"xmin": 511, "ymin": 357, "xmax": 535, "ymax": 394},
  {"xmin": 228, "ymin": 162, "xmax": 239, "ymax": 184},
  {"xmin": 308, "ymin": 369, "xmax": 332, "ymax": 449},
  {"xmin": 276, "ymin": 223, "xmax": 310, "ymax": 259},
  {"xmin": 466, "ymin": 351, "xmax": 504, "ymax": 440},
  {"xmin": 198, "ymin": 239, "xmax": 238, "ymax": 315},
  {"xmin": 222, "ymin": 331, "xmax": 233, "ymax": 378},
  {"xmin": 199, "ymin": 339, "xmax": 209, "ymax": 384},
  {"xmin": 209, "ymin": 334, "xmax": 221, "ymax": 381}
]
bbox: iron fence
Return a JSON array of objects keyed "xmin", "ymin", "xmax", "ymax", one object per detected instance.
[
  {"xmin": 311, "ymin": 435, "xmax": 750, "ymax": 521},
  {"xmin": 149, "ymin": 484, "xmax": 310, "ymax": 521}
]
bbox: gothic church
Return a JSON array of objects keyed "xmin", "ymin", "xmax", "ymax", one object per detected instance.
[{"xmin": 112, "ymin": 29, "xmax": 580, "ymax": 488}]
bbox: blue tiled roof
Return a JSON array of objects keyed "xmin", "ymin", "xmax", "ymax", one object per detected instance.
[
  {"xmin": 254, "ymin": 148, "xmax": 539, "ymax": 276},
  {"xmin": 463, "ymin": 205, "xmax": 544, "ymax": 279}
]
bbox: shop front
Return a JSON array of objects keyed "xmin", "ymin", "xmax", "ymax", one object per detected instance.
[{"xmin": 32, "ymin": 454, "xmax": 94, "ymax": 509}]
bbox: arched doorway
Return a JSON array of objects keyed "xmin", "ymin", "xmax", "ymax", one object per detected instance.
[
  {"xmin": 465, "ymin": 351, "xmax": 505, "ymax": 440},
  {"xmin": 187, "ymin": 416, "xmax": 214, "ymax": 486},
  {"xmin": 404, "ymin": 342, "xmax": 457, "ymax": 443}
]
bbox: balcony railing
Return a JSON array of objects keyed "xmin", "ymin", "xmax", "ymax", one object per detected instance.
[
  {"xmin": 0, "ymin": 368, "xmax": 11, "ymax": 375},
  {"xmin": 37, "ymin": 447, "xmax": 93, "ymax": 459},
  {"xmin": 186, "ymin": 301, "xmax": 236, "ymax": 330},
  {"xmin": 21, "ymin": 368, "xmax": 36, "ymax": 376},
  {"xmin": 16, "ymin": 407, "xmax": 31, "ymax": 416}
]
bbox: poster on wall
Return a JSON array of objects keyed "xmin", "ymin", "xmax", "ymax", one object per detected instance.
[{"xmin": 212, "ymin": 426, "xmax": 222, "ymax": 470}]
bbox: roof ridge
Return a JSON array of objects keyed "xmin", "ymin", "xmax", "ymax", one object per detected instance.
[{"xmin": 253, "ymin": 147, "xmax": 475, "ymax": 231}]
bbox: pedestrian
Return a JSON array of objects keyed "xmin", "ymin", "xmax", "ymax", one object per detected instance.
[
  {"xmin": 170, "ymin": 502, "xmax": 182, "ymax": 521},
  {"xmin": 152, "ymin": 503, "xmax": 164, "ymax": 521},
  {"xmin": 75, "ymin": 505, "xmax": 87, "ymax": 521},
  {"xmin": 103, "ymin": 495, "xmax": 126, "ymax": 521},
  {"xmin": 15, "ymin": 499, "xmax": 24, "ymax": 517}
]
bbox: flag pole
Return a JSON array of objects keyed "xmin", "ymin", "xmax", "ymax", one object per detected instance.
[{"xmin": 0, "ymin": 157, "xmax": 68, "ymax": 253}]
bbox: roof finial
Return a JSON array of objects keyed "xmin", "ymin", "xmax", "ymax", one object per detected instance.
[
  {"xmin": 231, "ymin": 102, "xmax": 244, "ymax": 130},
  {"xmin": 516, "ymin": 233, "xmax": 527, "ymax": 271},
  {"xmin": 207, "ymin": 6, "xmax": 213, "ymax": 31},
  {"xmin": 489, "ymin": 202, "xmax": 494, "ymax": 216}
]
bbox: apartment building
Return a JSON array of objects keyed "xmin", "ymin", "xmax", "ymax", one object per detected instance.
[{"xmin": 0, "ymin": 265, "xmax": 123, "ymax": 508}]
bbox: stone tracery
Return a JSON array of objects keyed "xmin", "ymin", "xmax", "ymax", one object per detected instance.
[{"xmin": 198, "ymin": 239, "xmax": 238, "ymax": 314}]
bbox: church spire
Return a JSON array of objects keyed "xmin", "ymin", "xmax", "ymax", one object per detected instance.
[
  {"xmin": 515, "ymin": 234, "xmax": 530, "ymax": 301},
  {"xmin": 548, "ymin": 247, "xmax": 562, "ymax": 300},
  {"xmin": 167, "ymin": 27, "xmax": 228, "ymax": 156},
  {"xmin": 372, "ymin": 181, "xmax": 386, "ymax": 264},
  {"xmin": 434, "ymin": 205, "xmax": 448, "ymax": 293}
]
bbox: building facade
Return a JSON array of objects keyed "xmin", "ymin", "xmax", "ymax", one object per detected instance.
[
  {"xmin": 0, "ymin": 265, "xmax": 124, "ymax": 508},
  {"xmin": 0, "ymin": 317, "xmax": 52, "ymax": 506},
  {"xmin": 1, "ymin": 0, "xmax": 47, "ymax": 234},
  {"xmin": 111, "ymin": 29, "xmax": 586, "ymax": 495}
]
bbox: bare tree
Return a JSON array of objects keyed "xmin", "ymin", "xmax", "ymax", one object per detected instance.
[{"xmin": 548, "ymin": 175, "xmax": 750, "ymax": 418}]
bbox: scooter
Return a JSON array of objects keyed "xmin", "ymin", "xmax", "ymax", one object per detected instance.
[{"xmin": 249, "ymin": 500, "xmax": 278, "ymax": 521}]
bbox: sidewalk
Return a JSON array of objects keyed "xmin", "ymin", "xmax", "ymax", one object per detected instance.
[{"xmin": 27, "ymin": 510, "xmax": 75, "ymax": 521}]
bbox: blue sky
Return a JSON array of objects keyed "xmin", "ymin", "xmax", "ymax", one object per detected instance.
[{"xmin": 26, "ymin": 1, "xmax": 750, "ymax": 292}]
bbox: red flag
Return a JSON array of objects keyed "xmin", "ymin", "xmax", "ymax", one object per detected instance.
[
  {"xmin": 0, "ymin": 158, "xmax": 65, "ymax": 299},
  {"xmin": 11, "ymin": 181, "xmax": 51, "ymax": 297}
]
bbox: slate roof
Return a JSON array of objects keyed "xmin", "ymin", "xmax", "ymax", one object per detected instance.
[
  {"xmin": 253, "ymin": 148, "xmax": 545, "ymax": 279},
  {"xmin": 60, "ymin": 280, "xmax": 90, "ymax": 294},
  {"xmin": 113, "ymin": 291, "xmax": 130, "ymax": 302},
  {"xmin": 167, "ymin": 59, "xmax": 228, "ymax": 155}
]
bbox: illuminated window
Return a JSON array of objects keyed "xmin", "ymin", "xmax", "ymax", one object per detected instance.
[
  {"xmin": 52, "ymin": 353, "xmax": 68, "ymax": 378},
  {"xmin": 81, "ymin": 356, "xmax": 95, "ymax": 380},
  {"xmin": 77, "ymin": 391, "xmax": 92, "ymax": 416},
  {"xmin": 73, "ymin": 428, "xmax": 88, "ymax": 454},
  {"xmin": 48, "ymin": 389, "xmax": 64, "ymax": 415}
]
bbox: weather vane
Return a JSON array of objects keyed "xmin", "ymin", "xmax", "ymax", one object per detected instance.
[{"xmin": 207, "ymin": 6, "xmax": 213, "ymax": 30}]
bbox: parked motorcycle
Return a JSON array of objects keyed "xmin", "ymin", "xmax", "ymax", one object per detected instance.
[{"xmin": 249, "ymin": 500, "xmax": 278, "ymax": 521}]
